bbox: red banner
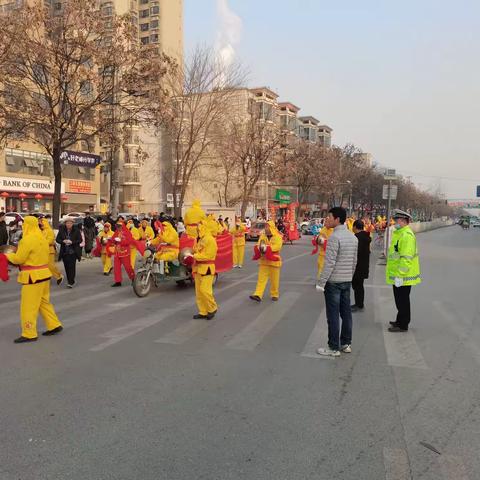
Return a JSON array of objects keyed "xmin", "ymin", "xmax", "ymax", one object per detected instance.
[{"xmin": 214, "ymin": 232, "xmax": 233, "ymax": 273}]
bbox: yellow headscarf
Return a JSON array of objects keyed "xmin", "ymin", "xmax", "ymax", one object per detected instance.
[
  {"xmin": 40, "ymin": 217, "xmax": 53, "ymax": 234},
  {"xmin": 266, "ymin": 220, "xmax": 281, "ymax": 238},
  {"xmin": 23, "ymin": 216, "xmax": 44, "ymax": 240}
]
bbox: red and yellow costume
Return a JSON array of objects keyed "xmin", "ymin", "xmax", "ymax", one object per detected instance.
[
  {"xmin": 126, "ymin": 220, "xmax": 141, "ymax": 269},
  {"xmin": 314, "ymin": 226, "xmax": 334, "ymax": 278},
  {"xmin": 193, "ymin": 223, "xmax": 218, "ymax": 316},
  {"xmin": 138, "ymin": 220, "xmax": 155, "ymax": 242},
  {"xmin": 184, "ymin": 199, "xmax": 207, "ymax": 239},
  {"xmin": 97, "ymin": 223, "xmax": 114, "ymax": 274},
  {"xmin": 230, "ymin": 220, "xmax": 247, "ymax": 267},
  {"xmin": 40, "ymin": 218, "xmax": 63, "ymax": 282},
  {"xmin": 251, "ymin": 220, "xmax": 283, "ymax": 300},
  {"xmin": 205, "ymin": 214, "xmax": 222, "ymax": 237},
  {"xmin": 151, "ymin": 221, "xmax": 180, "ymax": 262},
  {"xmin": 109, "ymin": 224, "xmax": 136, "ymax": 284},
  {"xmin": 4, "ymin": 216, "xmax": 62, "ymax": 340}
]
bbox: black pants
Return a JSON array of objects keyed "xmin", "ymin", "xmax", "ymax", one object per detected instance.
[
  {"xmin": 393, "ymin": 285, "xmax": 411, "ymax": 330},
  {"xmin": 352, "ymin": 276, "xmax": 365, "ymax": 308},
  {"xmin": 63, "ymin": 254, "xmax": 77, "ymax": 285}
]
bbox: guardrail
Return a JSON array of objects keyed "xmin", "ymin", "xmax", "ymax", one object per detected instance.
[{"xmin": 409, "ymin": 219, "xmax": 454, "ymax": 233}]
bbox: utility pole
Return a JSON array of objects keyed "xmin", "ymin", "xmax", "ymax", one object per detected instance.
[
  {"xmin": 265, "ymin": 163, "xmax": 269, "ymax": 220},
  {"xmin": 384, "ymin": 179, "xmax": 392, "ymax": 257}
]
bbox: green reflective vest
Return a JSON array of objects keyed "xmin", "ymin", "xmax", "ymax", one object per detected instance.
[{"xmin": 386, "ymin": 226, "xmax": 421, "ymax": 286}]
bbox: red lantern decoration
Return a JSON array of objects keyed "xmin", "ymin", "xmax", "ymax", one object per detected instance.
[
  {"xmin": 34, "ymin": 193, "xmax": 43, "ymax": 200},
  {"xmin": 127, "ymin": 203, "xmax": 132, "ymax": 209},
  {"xmin": 0, "ymin": 192, "xmax": 9, "ymax": 198},
  {"xmin": 61, "ymin": 195, "xmax": 68, "ymax": 201},
  {"xmin": 18, "ymin": 193, "xmax": 27, "ymax": 199}
]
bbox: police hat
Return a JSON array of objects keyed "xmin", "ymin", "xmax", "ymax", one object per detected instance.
[{"xmin": 392, "ymin": 209, "xmax": 412, "ymax": 221}]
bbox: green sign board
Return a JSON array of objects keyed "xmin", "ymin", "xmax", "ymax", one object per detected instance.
[{"xmin": 275, "ymin": 189, "xmax": 291, "ymax": 204}]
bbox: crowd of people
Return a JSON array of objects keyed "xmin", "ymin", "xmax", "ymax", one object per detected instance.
[{"xmin": 0, "ymin": 202, "xmax": 421, "ymax": 351}]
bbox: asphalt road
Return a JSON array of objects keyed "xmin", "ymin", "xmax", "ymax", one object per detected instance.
[{"xmin": 0, "ymin": 226, "xmax": 479, "ymax": 480}]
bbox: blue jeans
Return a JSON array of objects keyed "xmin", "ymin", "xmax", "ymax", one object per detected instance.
[{"xmin": 324, "ymin": 281, "xmax": 353, "ymax": 350}]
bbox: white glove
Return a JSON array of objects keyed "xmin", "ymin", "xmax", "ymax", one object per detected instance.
[
  {"xmin": 394, "ymin": 277, "xmax": 404, "ymax": 287},
  {"xmin": 114, "ymin": 237, "xmax": 121, "ymax": 243},
  {"xmin": 315, "ymin": 283, "xmax": 325, "ymax": 292}
]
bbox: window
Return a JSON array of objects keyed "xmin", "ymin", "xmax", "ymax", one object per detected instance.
[
  {"xmin": 150, "ymin": 5, "xmax": 159, "ymax": 14},
  {"xmin": 140, "ymin": 0, "xmax": 148, "ymax": 3},
  {"xmin": 140, "ymin": 22, "xmax": 149, "ymax": 31},
  {"xmin": 150, "ymin": 19, "xmax": 159, "ymax": 28},
  {"xmin": 139, "ymin": 9, "xmax": 149, "ymax": 17},
  {"xmin": 140, "ymin": 36, "xmax": 149, "ymax": 45},
  {"xmin": 150, "ymin": 33, "xmax": 158, "ymax": 43},
  {"xmin": 78, "ymin": 167, "xmax": 86, "ymax": 174}
]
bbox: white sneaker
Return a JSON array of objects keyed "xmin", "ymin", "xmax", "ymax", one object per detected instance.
[
  {"xmin": 341, "ymin": 344, "xmax": 352, "ymax": 353},
  {"xmin": 238, "ymin": 265, "xmax": 243, "ymax": 269},
  {"xmin": 316, "ymin": 347, "xmax": 340, "ymax": 357}
]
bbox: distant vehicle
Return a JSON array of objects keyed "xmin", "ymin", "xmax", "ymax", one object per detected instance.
[
  {"xmin": 5, "ymin": 212, "xmax": 24, "ymax": 226},
  {"xmin": 472, "ymin": 219, "xmax": 480, "ymax": 228},
  {"xmin": 246, "ymin": 222, "xmax": 265, "ymax": 241},
  {"xmin": 304, "ymin": 219, "xmax": 323, "ymax": 235},
  {"xmin": 61, "ymin": 212, "xmax": 85, "ymax": 221}
]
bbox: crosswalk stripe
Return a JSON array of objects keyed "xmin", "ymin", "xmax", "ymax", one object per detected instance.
[
  {"xmin": 383, "ymin": 447, "xmax": 411, "ymax": 480},
  {"xmin": 226, "ymin": 291, "xmax": 300, "ymax": 351},
  {"xmin": 438, "ymin": 455, "xmax": 470, "ymax": 480},
  {"xmin": 154, "ymin": 290, "xmax": 249, "ymax": 345},
  {"xmin": 300, "ymin": 310, "xmax": 331, "ymax": 359},
  {"xmin": 90, "ymin": 306, "xmax": 188, "ymax": 352},
  {"xmin": 382, "ymin": 328, "xmax": 428, "ymax": 370}
]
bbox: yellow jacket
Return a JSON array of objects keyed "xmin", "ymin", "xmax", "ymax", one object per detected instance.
[
  {"xmin": 205, "ymin": 214, "xmax": 221, "ymax": 237},
  {"xmin": 151, "ymin": 222, "xmax": 180, "ymax": 249},
  {"xmin": 318, "ymin": 226, "xmax": 334, "ymax": 257},
  {"xmin": 258, "ymin": 220, "xmax": 283, "ymax": 267},
  {"xmin": 127, "ymin": 222, "xmax": 141, "ymax": 241},
  {"xmin": 184, "ymin": 200, "xmax": 207, "ymax": 237},
  {"xmin": 193, "ymin": 223, "xmax": 217, "ymax": 275},
  {"xmin": 40, "ymin": 218, "xmax": 56, "ymax": 254},
  {"xmin": 138, "ymin": 224, "xmax": 155, "ymax": 241},
  {"xmin": 230, "ymin": 224, "xmax": 247, "ymax": 246},
  {"xmin": 7, "ymin": 216, "xmax": 52, "ymax": 284},
  {"xmin": 98, "ymin": 227, "xmax": 114, "ymax": 253}
]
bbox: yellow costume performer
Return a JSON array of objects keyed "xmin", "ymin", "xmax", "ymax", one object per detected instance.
[
  {"xmin": 127, "ymin": 220, "xmax": 140, "ymax": 269},
  {"xmin": 205, "ymin": 213, "xmax": 222, "ymax": 237},
  {"xmin": 39, "ymin": 218, "xmax": 63, "ymax": 285},
  {"xmin": 151, "ymin": 221, "xmax": 180, "ymax": 275},
  {"xmin": 230, "ymin": 220, "xmax": 247, "ymax": 268},
  {"xmin": 184, "ymin": 199, "xmax": 207, "ymax": 239},
  {"xmin": 98, "ymin": 223, "xmax": 114, "ymax": 274},
  {"xmin": 316, "ymin": 226, "xmax": 334, "ymax": 278},
  {"xmin": 250, "ymin": 220, "xmax": 283, "ymax": 301},
  {"xmin": 192, "ymin": 222, "xmax": 218, "ymax": 319},
  {"xmin": 138, "ymin": 220, "xmax": 155, "ymax": 242},
  {"xmin": 6, "ymin": 216, "xmax": 63, "ymax": 343}
]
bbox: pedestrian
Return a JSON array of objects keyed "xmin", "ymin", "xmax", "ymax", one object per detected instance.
[
  {"xmin": 138, "ymin": 219, "xmax": 155, "ymax": 242},
  {"xmin": 0, "ymin": 212, "xmax": 8, "ymax": 246},
  {"xmin": 230, "ymin": 217, "xmax": 247, "ymax": 268},
  {"xmin": 314, "ymin": 223, "xmax": 334, "ymax": 280},
  {"xmin": 192, "ymin": 222, "xmax": 218, "ymax": 320},
  {"xmin": 250, "ymin": 220, "xmax": 283, "ymax": 302},
  {"xmin": 351, "ymin": 219, "xmax": 371, "ymax": 311},
  {"xmin": 2, "ymin": 216, "xmax": 63, "ymax": 343},
  {"xmin": 56, "ymin": 219, "xmax": 82, "ymax": 288},
  {"xmin": 316, "ymin": 207, "xmax": 358, "ymax": 357},
  {"xmin": 176, "ymin": 217, "xmax": 186, "ymax": 235},
  {"xmin": 386, "ymin": 210, "xmax": 421, "ymax": 332},
  {"xmin": 39, "ymin": 217, "xmax": 64, "ymax": 286},
  {"xmin": 83, "ymin": 211, "xmax": 96, "ymax": 259},
  {"xmin": 97, "ymin": 222, "xmax": 114, "ymax": 275}
]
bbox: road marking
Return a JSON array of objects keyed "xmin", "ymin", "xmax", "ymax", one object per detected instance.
[
  {"xmin": 90, "ymin": 307, "xmax": 184, "ymax": 352},
  {"xmin": 240, "ymin": 279, "xmax": 390, "ymax": 288},
  {"xmin": 383, "ymin": 328, "xmax": 428, "ymax": 369},
  {"xmin": 300, "ymin": 310, "xmax": 333, "ymax": 359},
  {"xmin": 226, "ymin": 291, "xmax": 300, "ymax": 351},
  {"xmin": 438, "ymin": 455, "xmax": 470, "ymax": 480},
  {"xmin": 383, "ymin": 448, "xmax": 411, "ymax": 480},
  {"xmin": 155, "ymin": 290, "xmax": 248, "ymax": 345}
]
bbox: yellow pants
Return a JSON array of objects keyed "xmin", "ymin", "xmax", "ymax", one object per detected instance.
[
  {"xmin": 101, "ymin": 253, "xmax": 112, "ymax": 274},
  {"xmin": 233, "ymin": 244, "xmax": 245, "ymax": 266},
  {"xmin": 20, "ymin": 281, "xmax": 62, "ymax": 339},
  {"xmin": 48, "ymin": 252, "xmax": 63, "ymax": 281},
  {"xmin": 253, "ymin": 265, "xmax": 280, "ymax": 299},
  {"xmin": 317, "ymin": 254, "xmax": 326, "ymax": 279},
  {"xmin": 195, "ymin": 274, "xmax": 217, "ymax": 316},
  {"xmin": 130, "ymin": 249, "xmax": 137, "ymax": 270}
]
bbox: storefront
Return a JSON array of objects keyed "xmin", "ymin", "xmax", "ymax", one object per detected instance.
[
  {"xmin": 63, "ymin": 179, "xmax": 98, "ymax": 213},
  {"xmin": 0, "ymin": 175, "xmax": 65, "ymax": 214}
]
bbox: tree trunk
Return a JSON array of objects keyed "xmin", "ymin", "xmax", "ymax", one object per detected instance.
[
  {"xmin": 240, "ymin": 198, "xmax": 248, "ymax": 219},
  {"xmin": 52, "ymin": 143, "xmax": 63, "ymax": 229}
]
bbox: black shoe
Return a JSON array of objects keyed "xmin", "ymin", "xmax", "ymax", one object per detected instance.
[
  {"xmin": 351, "ymin": 305, "xmax": 364, "ymax": 312},
  {"xmin": 388, "ymin": 326, "xmax": 408, "ymax": 332},
  {"xmin": 193, "ymin": 314, "xmax": 207, "ymax": 319},
  {"xmin": 111, "ymin": 282, "xmax": 122, "ymax": 287},
  {"xmin": 249, "ymin": 295, "xmax": 261, "ymax": 302},
  {"xmin": 14, "ymin": 336, "xmax": 38, "ymax": 344},
  {"xmin": 206, "ymin": 311, "xmax": 217, "ymax": 320},
  {"xmin": 389, "ymin": 321, "xmax": 398, "ymax": 326},
  {"xmin": 103, "ymin": 272, "xmax": 109, "ymax": 276},
  {"xmin": 56, "ymin": 276, "xmax": 64, "ymax": 286},
  {"xmin": 42, "ymin": 326, "xmax": 63, "ymax": 336},
  {"xmin": 271, "ymin": 297, "xmax": 279, "ymax": 302}
]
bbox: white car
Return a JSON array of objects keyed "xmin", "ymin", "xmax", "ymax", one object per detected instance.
[
  {"xmin": 4, "ymin": 212, "xmax": 24, "ymax": 226},
  {"xmin": 61, "ymin": 212, "xmax": 85, "ymax": 221}
]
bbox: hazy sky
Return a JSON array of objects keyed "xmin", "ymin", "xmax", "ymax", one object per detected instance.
[{"xmin": 185, "ymin": 0, "xmax": 480, "ymax": 199}]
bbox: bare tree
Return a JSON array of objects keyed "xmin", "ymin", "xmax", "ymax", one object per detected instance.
[
  {"xmin": 0, "ymin": 0, "xmax": 171, "ymax": 225},
  {"xmin": 157, "ymin": 46, "xmax": 245, "ymax": 217}
]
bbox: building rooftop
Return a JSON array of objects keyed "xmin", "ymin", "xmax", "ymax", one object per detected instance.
[
  {"xmin": 278, "ymin": 102, "xmax": 301, "ymax": 113},
  {"xmin": 298, "ymin": 116, "xmax": 319, "ymax": 125}
]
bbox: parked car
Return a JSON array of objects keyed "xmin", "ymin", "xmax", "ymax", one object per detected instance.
[
  {"xmin": 61, "ymin": 212, "xmax": 85, "ymax": 221},
  {"xmin": 246, "ymin": 221, "xmax": 266, "ymax": 241},
  {"xmin": 472, "ymin": 219, "xmax": 480, "ymax": 228}
]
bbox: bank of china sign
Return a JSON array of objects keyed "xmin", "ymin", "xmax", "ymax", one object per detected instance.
[
  {"xmin": 0, "ymin": 176, "xmax": 65, "ymax": 194},
  {"xmin": 60, "ymin": 150, "xmax": 101, "ymax": 168}
]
